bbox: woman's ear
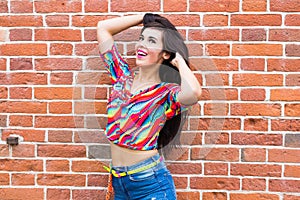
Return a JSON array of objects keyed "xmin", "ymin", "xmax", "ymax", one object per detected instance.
[{"xmin": 162, "ymin": 51, "xmax": 171, "ymax": 60}]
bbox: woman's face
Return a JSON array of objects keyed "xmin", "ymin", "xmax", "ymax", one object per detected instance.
[{"xmin": 135, "ymin": 28, "xmax": 164, "ymax": 67}]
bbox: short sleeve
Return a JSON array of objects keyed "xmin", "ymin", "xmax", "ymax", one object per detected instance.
[
  {"xmin": 165, "ymin": 84, "xmax": 190, "ymax": 120},
  {"xmin": 100, "ymin": 44, "xmax": 131, "ymax": 84}
]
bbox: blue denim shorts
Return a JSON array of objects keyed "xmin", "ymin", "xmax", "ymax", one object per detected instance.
[{"xmin": 111, "ymin": 154, "xmax": 177, "ymax": 200}]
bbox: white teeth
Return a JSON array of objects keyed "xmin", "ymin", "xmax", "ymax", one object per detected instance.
[{"xmin": 137, "ymin": 50, "xmax": 147, "ymax": 56}]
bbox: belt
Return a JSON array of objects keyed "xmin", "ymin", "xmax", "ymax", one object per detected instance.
[{"xmin": 103, "ymin": 156, "xmax": 164, "ymax": 178}]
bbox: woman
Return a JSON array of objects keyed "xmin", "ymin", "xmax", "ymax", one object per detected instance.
[{"xmin": 97, "ymin": 13, "xmax": 201, "ymax": 200}]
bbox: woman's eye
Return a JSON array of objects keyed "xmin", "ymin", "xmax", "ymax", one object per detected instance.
[
  {"xmin": 139, "ymin": 36, "xmax": 144, "ymax": 41},
  {"xmin": 149, "ymin": 39, "xmax": 156, "ymax": 44}
]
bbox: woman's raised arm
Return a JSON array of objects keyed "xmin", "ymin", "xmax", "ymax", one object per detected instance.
[{"xmin": 97, "ymin": 15, "xmax": 144, "ymax": 53}]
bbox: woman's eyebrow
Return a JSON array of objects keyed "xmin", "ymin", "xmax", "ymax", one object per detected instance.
[{"xmin": 149, "ymin": 36, "xmax": 158, "ymax": 41}]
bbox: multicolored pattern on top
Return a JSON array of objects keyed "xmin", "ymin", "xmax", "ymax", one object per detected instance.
[{"xmin": 100, "ymin": 44, "xmax": 189, "ymax": 150}]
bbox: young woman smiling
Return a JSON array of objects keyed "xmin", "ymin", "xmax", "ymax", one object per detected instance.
[{"xmin": 97, "ymin": 13, "xmax": 201, "ymax": 200}]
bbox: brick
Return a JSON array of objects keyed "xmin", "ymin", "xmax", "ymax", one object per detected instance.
[
  {"xmin": 88, "ymin": 174, "xmax": 108, "ymax": 187},
  {"xmin": 47, "ymin": 189, "xmax": 70, "ymax": 200},
  {"xmin": 270, "ymin": 0, "xmax": 300, "ymax": 12},
  {"xmin": 269, "ymin": 179, "xmax": 300, "ymax": 192},
  {"xmin": 111, "ymin": 0, "xmax": 160, "ymax": 11},
  {"xmin": 113, "ymin": 29, "xmax": 141, "ymax": 42},
  {"xmin": 242, "ymin": 178, "xmax": 266, "ymax": 191},
  {"xmin": 0, "ymin": 44, "xmax": 47, "ymax": 56},
  {"xmin": 164, "ymin": 0, "xmax": 187, "ymax": 12},
  {"xmin": 72, "ymin": 160, "xmax": 106, "ymax": 172},
  {"xmin": 189, "ymin": 29, "xmax": 239, "ymax": 41},
  {"xmin": 49, "ymin": 102, "xmax": 72, "ymax": 114},
  {"xmin": 232, "ymin": 44, "xmax": 282, "ymax": 56},
  {"xmin": 190, "ymin": 58, "xmax": 238, "ymax": 71},
  {"xmin": 270, "ymin": 29, "xmax": 300, "ymax": 42},
  {"xmin": 241, "ymin": 89, "xmax": 266, "ymax": 101},
  {"xmin": 231, "ymin": 14, "xmax": 281, "ymax": 26},
  {"xmin": 285, "ymin": 134, "xmax": 300, "ymax": 148},
  {"xmin": 2, "ymin": 129, "xmax": 45, "ymax": 142},
  {"xmin": 174, "ymin": 177, "xmax": 188, "ymax": 189},
  {"xmin": 286, "ymin": 74, "xmax": 300, "ymax": 86},
  {"xmin": 272, "ymin": 119, "xmax": 300, "ymax": 131},
  {"xmin": 10, "ymin": 87, "xmax": 32, "ymax": 99},
  {"xmin": 233, "ymin": 74, "xmax": 283, "ymax": 86},
  {"xmin": 268, "ymin": 59, "xmax": 300, "ymax": 72},
  {"xmin": 84, "ymin": 87, "xmax": 107, "ymax": 100},
  {"xmin": 190, "ymin": 0, "xmax": 239, "ymax": 12},
  {"xmin": 243, "ymin": 0, "xmax": 267, "ymax": 11},
  {"xmin": 244, "ymin": 118, "xmax": 268, "ymax": 131},
  {"xmin": 37, "ymin": 174, "xmax": 85, "ymax": 186},
  {"xmin": 74, "ymin": 130, "xmax": 107, "ymax": 143},
  {"xmin": 206, "ymin": 73, "xmax": 229, "ymax": 86},
  {"xmin": 162, "ymin": 14, "xmax": 200, "ymax": 27},
  {"xmin": 48, "ymin": 130, "xmax": 73, "ymax": 143},
  {"xmin": 35, "ymin": 29, "xmax": 81, "ymax": 41},
  {"xmin": 177, "ymin": 192, "xmax": 200, "ymax": 200},
  {"xmin": 190, "ymin": 177, "xmax": 239, "ymax": 190},
  {"xmin": 0, "ymin": 72, "xmax": 47, "ymax": 85},
  {"xmin": 231, "ymin": 164, "xmax": 281, "ymax": 177},
  {"xmin": 0, "ymin": 189, "xmax": 44, "ymax": 200},
  {"xmin": 9, "ymin": 115, "xmax": 33, "ymax": 127},
  {"xmin": 35, "ymin": 0, "xmax": 82, "ymax": 13},
  {"xmin": 35, "ymin": 116, "xmax": 84, "ymax": 128},
  {"xmin": 74, "ymin": 102, "xmax": 106, "ymax": 114},
  {"xmin": 72, "ymin": 190, "xmax": 106, "ymax": 200},
  {"xmin": 205, "ymin": 132, "xmax": 229, "ymax": 144},
  {"xmin": 73, "ymin": 15, "xmax": 115, "ymax": 27},
  {"xmin": 191, "ymin": 147, "xmax": 239, "ymax": 161},
  {"xmin": 35, "ymin": 87, "xmax": 81, "ymax": 100},
  {"xmin": 191, "ymin": 118, "xmax": 241, "ymax": 131},
  {"xmin": 231, "ymin": 103, "xmax": 281, "ymax": 116},
  {"xmin": 286, "ymin": 44, "xmax": 300, "ymax": 57},
  {"xmin": 9, "ymin": 29, "xmax": 32, "ymax": 41},
  {"xmin": 76, "ymin": 72, "xmax": 111, "ymax": 85},
  {"xmin": 75, "ymin": 43, "xmax": 98, "ymax": 56},
  {"xmin": 86, "ymin": 57, "xmax": 107, "ymax": 70},
  {"xmin": 0, "ymin": 144, "xmax": 9, "ymax": 157},
  {"xmin": 38, "ymin": 145, "xmax": 86, "ymax": 158},
  {"xmin": 242, "ymin": 148, "xmax": 266, "ymax": 162},
  {"xmin": 204, "ymin": 103, "xmax": 229, "ymax": 115},
  {"xmin": 10, "ymin": 0, "xmax": 33, "ymax": 13},
  {"xmin": 50, "ymin": 72, "xmax": 73, "ymax": 85},
  {"xmin": 242, "ymin": 29, "xmax": 266, "ymax": 41},
  {"xmin": 271, "ymin": 89, "xmax": 300, "ymax": 101},
  {"xmin": 0, "ymin": 101, "xmax": 47, "ymax": 114},
  {"xmin": 0, "ymin": 87, "xmax": 8, "ymax": 99},
  {"xmin": 285, "ymin": 14, "xmax": 300, "ymax": 26},
  {"xmin": 285, "ymin": 104, "xmax": 300, "ymax": 117},
  {"xmin": 0, "ymin": 173, "xmax": 9, "ymax": 185},
  {"xmin": 0, "ymin": 115, "xmax": 7, "ymax": 128},
  {"xmin": 203, "ymin": 14, "xmax": 228, "ymax": 27},
  {"xmin": 12, "ymin": 173, "xmax": 35, "ymax": 185},
  {"xmin": 12, "ymin": 144, "xmax": 35, "ymax": 157},
  {"xmin": 205, "ymin": 44, "xmax": 229, "ymax": 56},
  {"xmin": 10, "ymin": 58, "xmax": 33, "ymax": 70},
  {"xmin": 84, "ymin": 29, "xmax": 97, "ymax": 42},
  {"xmin": 50, "ymin": 43, "xmax": 73, "ymax": 55},
  {"xmin": 0, "ymin": 1, "xmax": 8, "ymax": 13},
  {"xmin": 285, "ymin": 165, "xmax": 300, "ymax": 178},
  {"xmin": 204, "ymin": 163, "xmax": 228, "ymax": 175},
  {"xmin": 46, "ymin": 160, "xmax": 69, "ymax": 172},
  {"xmin": 84, "ymin": 0, "xmax": 108, "ymax": 12},
  {"xmin": 45, "ymin": 15, "xmax": 69, "ymax": 27},
  {"xmin": 284, "ymin": 195, "xmax": 300, "ymax": 200},
  {"xmin": 0, "ymin": 58, "xmax": 6, "ymax": 71},
  {"xmin": 168, "ymin": 163, "xmax": 202, "ymax": 175},
  {"xmin": 0, "ymin": 159, "xmax": 43, "ymax": 171},
  {"xmin": 231, "ymin": 193, "xmax": 279, "ymax": 200},
  {"xmin": 269, "ymin": 149, "xmax": 300, "ymax": 162},
  {"xmin": 232, "ymin": 133, "xmax": 282, "ymax": 146},
  {"xmin": 0, "ymin": 15, "xmax": 43, "ymax": 27},
  {"xmin": 35, "ymin": 58, "xmax": 82, "ymax": 71}
]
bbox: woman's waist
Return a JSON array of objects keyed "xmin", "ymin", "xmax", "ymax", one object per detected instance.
[{"xmin": 110, "ymin": 142, "xmax": 159, "ymax": 166}]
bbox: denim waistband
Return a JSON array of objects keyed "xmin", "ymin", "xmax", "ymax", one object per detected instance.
[{"xmin": 112, "ymin": 153, "xmax": 163, "ymax": 172}]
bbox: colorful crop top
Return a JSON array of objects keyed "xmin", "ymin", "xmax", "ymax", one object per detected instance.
[{"xmin": 100, "ymin": 44, "xmax": 189, "ymax": 150}]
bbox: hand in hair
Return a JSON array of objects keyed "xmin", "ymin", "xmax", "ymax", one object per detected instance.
[{"xmin": 170, "ymin": 52, "xmax": 186, "ymax": 69}]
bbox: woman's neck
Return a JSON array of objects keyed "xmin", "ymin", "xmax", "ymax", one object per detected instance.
[{"xmin": 135, "ymin": 65, "xmax": 161, "ymax": 82}]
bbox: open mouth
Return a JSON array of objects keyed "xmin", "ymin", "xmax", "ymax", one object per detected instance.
[{"xmin": 137, "ymin": 49, "xmax": 148, "ymax": 58}]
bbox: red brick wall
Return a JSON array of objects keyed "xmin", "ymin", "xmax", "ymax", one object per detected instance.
[{"xmin": 0, "ymin": 0, "xmax": 299, "ymax": 199}]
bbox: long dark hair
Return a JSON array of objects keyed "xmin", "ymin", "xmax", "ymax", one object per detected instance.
[{"xmin": 142, "ymin": 14, "xmax": 190, "ymax": 154}]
